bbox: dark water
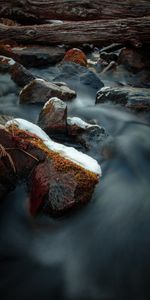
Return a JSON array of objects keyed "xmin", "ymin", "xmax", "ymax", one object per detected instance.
[{"xmin": 0, "ymin": 66, "xmax": 150, "ymax": 300}]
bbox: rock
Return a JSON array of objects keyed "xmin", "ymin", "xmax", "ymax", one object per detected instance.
[
  {"xmin": 20, "ymin": 78, "xmax": 76, "ymax": 104},
  {"xmin": 5, "ymin": 118, "xmax": 100, "ymax": 217},
  {"xmin": 37, "ymin": 97, "xmax": 67, "ymax": 136},
  {"xmin": 63, "ymin": 48, "xmax": 87, "ymax": 67},
  {"xmin": 54, "ymin": 62, "xmax": 104, "ymax": 90},
  {"xmin": 96, "ymin": 86, "xmax": 150, "ymax": 111},
  {"xmin": 0, "ymin": 55, "xmax": 15, "ymax": 73},
  {"xmin": 100, "ymin": 52, "xmax": 118, "ymax": 63},
  {"xmin": 67, "ymin": 117, "xmax": 106, "ymax": 150},
  {"xmin": 29, "ymin": 156, "xmax": 98, "ymax": 216},
  {"xmin": 0, "ymin": 125, "xmax": 45, "ymax": 179},
  {"xmin": 0, "ymin": 44, "xmax": 66, "ymax": 68},
  {"xmin": 11, "ymin": 62, "xmax": 36, "ymax": 87},
  {"xmin": 118, "ymin": 47, "xmax": 150, "ymax": 73}
]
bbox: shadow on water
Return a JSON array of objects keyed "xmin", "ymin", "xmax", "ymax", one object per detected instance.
[{"xmin": 0, "ymin": 65, "xmax": 150, "ymax": 300}]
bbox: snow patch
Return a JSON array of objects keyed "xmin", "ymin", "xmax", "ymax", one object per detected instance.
[
  {"xmin": 6, "ymin": 118, "xmax": 102, "ymax": 176},
  {"xmin": 67, "ymin": 117, "xmax": 99, "ymax": 130}
]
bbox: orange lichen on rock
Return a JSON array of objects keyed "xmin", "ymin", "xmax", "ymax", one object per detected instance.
[
  {"xmin": 63, "ymin": 48, "xmax": 87, "ymax": 67},
  {"xmin": 7, "ymin": 125, "xmax": 99, "ymax": 216}
]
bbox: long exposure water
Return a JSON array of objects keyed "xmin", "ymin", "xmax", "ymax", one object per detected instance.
[{"xmin": 0, "ymin": 64, "xmax": 150, "ymax": 300}]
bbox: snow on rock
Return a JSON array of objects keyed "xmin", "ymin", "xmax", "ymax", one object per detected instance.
[
  {"xmin": 67, "ymin": 116, "xmax": 100, "ymax": 129},
  {"xmin": 6, "ymin": 118, "xmax": 102, "ymax": 176}
]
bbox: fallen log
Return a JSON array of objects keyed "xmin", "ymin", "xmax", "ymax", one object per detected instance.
[
  {"xmin": 0, "ymin": 0, "xmax": 150, "ymax": 22},
  {"xmin": 0, "ymin": 17, "xmax": 150, "ymax": 46}
]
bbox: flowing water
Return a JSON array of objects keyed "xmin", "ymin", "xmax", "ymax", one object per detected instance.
[{"xmin": 0, "ymin": 64, "xmax": 150, "ymax": 300}]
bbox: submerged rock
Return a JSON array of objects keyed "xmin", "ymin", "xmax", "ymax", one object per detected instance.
[
  {"xmin": 54, "ymin": 62, "xmax": 104, "ymax": 90},
  {"xmin": 20, "ymin": 78, "xmax": 76, "ymax": 104},
  {"xmin": 37, "ymin": 97, "xmax": 67, "ymax": 136},
  {"xmin": 96, "ymin": 86, "xmax": 150, "ymax": 111},
  {"xmin": 5, "ymin": 118, "xmax": 101, "ymax": 216},
  {"xmin": 63, "ymin": 48, "xmax": 87, "ymax": 67}
]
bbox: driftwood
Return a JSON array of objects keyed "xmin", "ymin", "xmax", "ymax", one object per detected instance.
[
  {"xmin": 0, "ymin": 17, "xmax": 150, "ymax": 46},
  {"xmin": 0, "ymin": 0, "xmax": 150, "ymax": 22}
]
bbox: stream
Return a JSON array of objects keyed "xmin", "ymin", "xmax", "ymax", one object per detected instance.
[{"xmin": 0, "ymin": 60, "xmax": 150, "ymax": 300}]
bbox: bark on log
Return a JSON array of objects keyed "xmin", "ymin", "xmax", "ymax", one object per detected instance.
[
  {"xmin": 0, "ymin": 0, "xmax": 150, "ymax": 22},
  {"xmin": 0, "ymin": 17, "xmax": 150, "ymax": 46}
]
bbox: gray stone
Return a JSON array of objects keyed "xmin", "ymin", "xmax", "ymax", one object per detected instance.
[{"xmin": 20, "ymin": 78, "xmax": 76, "ymax": 104}]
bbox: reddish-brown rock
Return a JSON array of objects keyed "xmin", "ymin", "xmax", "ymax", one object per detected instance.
[
  {"xmin": 4, "ymin": 121, "xmax": 99, "ymax": 216},
  {"xmin": 29, "ymin": 156, "xmax": 98, "ymax": 216},
  {"xmin": 63, "ymin": 48, "xmax": 87, "ymax": 67}
]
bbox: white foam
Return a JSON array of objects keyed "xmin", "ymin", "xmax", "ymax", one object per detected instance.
[{"xmin": 6, "ymin": 118, "xmax": 102, "ymax": 176}]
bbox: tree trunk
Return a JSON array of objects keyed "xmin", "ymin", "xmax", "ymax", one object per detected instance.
[
  {"xmin": 0, "ymin": 17, "xmax": 150, "ymax": 46},
  {"xmin": 0, "ymin": 0, "xmax": 150, "ymax": 22}
]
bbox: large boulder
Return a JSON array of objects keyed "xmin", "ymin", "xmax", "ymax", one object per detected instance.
[
  {"xmin": 96, "ymin": 86, "xmax": 150, "ymax": 111},
  {"xmin": 5, "ymin": 119, "xmax": 101, "ymax": 217},
  {"xmin": 37, "ymin": 97, "xmax": 67, "ymax": 136},
  {"xmin": 19, "ymin": 78, "xmax": 76, "ymax": 104}
]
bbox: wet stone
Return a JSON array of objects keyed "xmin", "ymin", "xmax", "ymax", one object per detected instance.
[
  {"xmin": 20, "ymin": 78, "xmax": 76, "ymax": 104},
  {"xmin": 0, "ymin": 45, "xmax": 66, "ymax": 68},
  {"xmin": 67, "ymin": 117, "xmax": 107, "ymax": 150},
  {"xmin": 11, "ymin": 62, "xmax": 36, "ymax": 87},
  {"xmin": 37, "ymin": 97, "xmax": 67, "ymax": 136},
  {"xmin": 29, "ymin": 158, "xmax": 98, "ymax": 217},
  {"xmin": 54, "ymin": 62, "xmax": 104, "ymax": 90},
  {"xmin": 96, "ymin": 86, "xmax": 150, "ymax": 111},
  {"xmin": 63, "ymin": 48, "xmax": 87, "ymax": 67},
  {"xmin": 0, "ymin": 55, "xmax": 15, "ymax": 73}
]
